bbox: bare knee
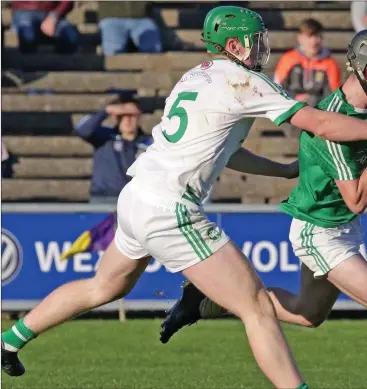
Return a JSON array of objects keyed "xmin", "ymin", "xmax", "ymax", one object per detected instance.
[
  {"xmin": 89, "ymin": 276, "xmax": 131, "ymax": 307},
  {"xmin": 237, "ymin": 288, "xmax": 277, "ymax": 323}
]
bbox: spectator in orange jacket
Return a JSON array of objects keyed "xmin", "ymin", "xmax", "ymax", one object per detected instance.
[{"xmin": 274, "ymin": 18, "xmax": 341, "ymax": 108}]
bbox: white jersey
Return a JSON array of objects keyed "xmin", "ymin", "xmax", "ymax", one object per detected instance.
[{"xmin": 128, "ymin": 58, "xmax": 306, "ymax": 204}]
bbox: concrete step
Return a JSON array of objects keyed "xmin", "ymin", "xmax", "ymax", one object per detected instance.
[
  {"xmin": 170, "ymin": 29, "xmax": 354, "ymax": 51},
  {"xmin": 2, "ymin": 71, "xmax": 176, "ymax": 93},
  {"xmin": 2, "ymin": 179, "xmax": 90, "ymax": 202},
  {"xmin": 3, "ymin": 132, "xmax": 299, "ymax": 159},
  {"xmin": 2, "ymin": 172, "xmax": 296, "ymax": 203},
  {"xmin": 160, "ymin": 9, "xmax": 353, "ymax": 29},
  {"xmin": 4, "ymin": 26, "xmax": 354, "ymax": 55},
  {"xmin": 2, "ymin": 94, "xmax": 166, "ymax": 113},
  {"xmin": 3, "ymin": 49, "xmax": 349, "ymax": 73},
  {"xmin": 12, "ymin": 157, "xmax": 92, "ymax": 178},
  {"xmin": 2, "ymin": 112, "xmax": 163, "ymax": 134},
  {"xmin": 212, "ymin": 169, "xmax": 296, "ymax": 202},
  {"xmin": 4, "ymin": 136, "xmax": 92, "ymax": 156},
  {"xmin": 234, "ymin": 1, "xmax": 350, "ymax": 9}
]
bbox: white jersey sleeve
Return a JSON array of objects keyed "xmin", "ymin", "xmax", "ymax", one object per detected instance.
[{"xmin": 229, "ymin": 69, "xmax": 307, "ymax": 126}]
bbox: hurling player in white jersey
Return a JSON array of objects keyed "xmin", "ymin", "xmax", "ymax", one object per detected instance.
[{"xmin": 3, "ymin": 6, "xmax": 367, "ymax": 389}]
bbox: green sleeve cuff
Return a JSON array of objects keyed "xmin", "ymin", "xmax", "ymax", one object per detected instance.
[{"xmin": 273, "ymin": 102, "xmax": 307, "ymax": 126}]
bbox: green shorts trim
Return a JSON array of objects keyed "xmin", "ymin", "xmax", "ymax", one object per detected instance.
[
  {"xmin": 175, "ymin": 203, "xmax": 213, "ymax": 261},
  {"xmin": 301, "ymin": 222, "xmax": 331, "ymax": 274}
]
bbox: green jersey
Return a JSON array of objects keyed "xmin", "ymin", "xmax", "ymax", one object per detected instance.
[{"xmin": 280, "ymin": 88, "xmax": 367, "ymax": 228}]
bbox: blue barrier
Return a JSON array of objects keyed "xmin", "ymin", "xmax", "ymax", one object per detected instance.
[{"xmin": 2, "ymin": 204, "xmax": 366, "ymax": 311}]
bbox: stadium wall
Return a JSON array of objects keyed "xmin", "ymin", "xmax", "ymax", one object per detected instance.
[{"xmin": 2, "ymin": 204, "xmax": 366, "ymax": 312}]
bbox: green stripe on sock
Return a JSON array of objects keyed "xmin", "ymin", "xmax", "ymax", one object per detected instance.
[
  {"xmin": 2, "ymin": 319, "xmax": 35, "ymax": 351},
  {"xmin": 296, "ymin": 383, "xmax": 309, "ymax": 389}
]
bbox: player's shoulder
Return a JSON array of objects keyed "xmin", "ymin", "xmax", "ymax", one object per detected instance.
[{"xmin": 315, "ymin": 88, "xmax": 342, "ymax": 110}]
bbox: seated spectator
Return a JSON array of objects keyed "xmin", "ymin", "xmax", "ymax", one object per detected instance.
[
  {"xmin": 351, "ymin": 1, "xmax": 367, "ymax": 32},
  {"xmin": 11, "ymin": 1, "xmax": 79, "ymax": 53},
  {"xmin": 274, "ymin": 18, "xmax": 341, "ymax": 107},
  {"xmin": 98, "ymin": 1, "xmax": 162, "ymax": 55},
  {"xmin": 74, "ymin": 96, "xmax": 152, "ymax": 204},
  {"xmin": 274, "ymin": 18, "xmax": 341, "ymax": 138}
]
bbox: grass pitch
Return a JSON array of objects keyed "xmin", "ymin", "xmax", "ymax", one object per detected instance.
[{"xmin": 2, "ymin": 318, "xmax": 366, "ymax": 389}]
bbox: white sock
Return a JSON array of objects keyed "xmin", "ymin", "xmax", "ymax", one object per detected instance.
[
  {"xmin": 2, "ymin": 341, "xmax": 19, "ymax": 352},
  {"xmin": 199, "ymin": 298, "xmax": 227, "ymax": 319}
]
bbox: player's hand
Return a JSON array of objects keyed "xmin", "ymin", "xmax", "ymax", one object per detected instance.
[
  {"xmin": 41, "ymin": 15, "xmax": 57, "ymax": 37},
  {"xmin": 285, "ymin": 160, "xmax": 299, "ymax": 179},
  {"xmin": 106, "ymin": 103, "xmax": 140, "ymax": 117}
]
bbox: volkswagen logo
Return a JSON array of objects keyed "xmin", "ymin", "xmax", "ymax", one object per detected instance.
[{"xmin": 1, "ymin": 229, "xmax": 23, "ymax": 286}]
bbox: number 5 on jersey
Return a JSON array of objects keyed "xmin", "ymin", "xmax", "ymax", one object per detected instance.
[{"xmin": 163, "ymin": 92, "xmax": 198, "ymax": 143}]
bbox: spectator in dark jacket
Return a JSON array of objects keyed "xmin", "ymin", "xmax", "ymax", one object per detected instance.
[
  {"xmin": 98, "ymin": 1, "xmax": 162, "ymax": 54},
  {"xmin": 75, "ymin": 96, "xmax": 152, "ymax": 203},
  {"xmin": 11, "ymin": 1, "xmax": 79, "ymax": 53}
]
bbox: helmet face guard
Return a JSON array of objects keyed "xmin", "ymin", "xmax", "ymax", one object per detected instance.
[
  {"xmin": 347, "ymin": 30, "xmax": 367, "ymax": 94},
  {"xmin": 247, "ymin": 31, "xmax": 270, "ymax": 71}
]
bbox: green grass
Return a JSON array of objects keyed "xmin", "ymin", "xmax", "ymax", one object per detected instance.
[{"xmin": 2, "ymin": 319, "xmax": 366, "ymax": 388}]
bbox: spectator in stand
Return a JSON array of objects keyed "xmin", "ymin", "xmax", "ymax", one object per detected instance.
[
  {"xmin": 74, "ymin": 96, "xmax": 152, "ymax": 204},
  {"xmin": 99, "ymin": 1, "xmax": 162, "ymax": 55},
  {"xmin": 11, "ymin": 1, "xmax": 79, "ymax": 53},
  {"xmin": 351, "ymin": 1, "xmax": 367, "ymax": 32},
  {"xmin": 274, "ymin": 19, "xmax": 341, "ymax": 107},
  {"xmin": 274, "ymin": 18, "xmax": 341, "ymax": 137}
]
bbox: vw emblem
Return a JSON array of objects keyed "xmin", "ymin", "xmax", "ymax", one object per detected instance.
[{"xmin": 1, "ymin": 229, "xmax": 23, "ymax": 286}]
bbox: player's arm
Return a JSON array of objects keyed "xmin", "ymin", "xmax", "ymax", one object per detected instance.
[
  {"xmin": 234, "ymin": 72, "xmax": 367, "ymax": 142},
  {"xmin": 227, "ymin": 148, "xmax": 298, "ymax": 179},
  {"xmin": 289, "ymin": 106, "xmax": 367, "ymax": 142},
  {"xmin": 335, "ymin": 169, "xmax": 367, "ymax": 214},
  {"xmin": 311, "ymin": 138, "xmax": 367, "ymax": 214}
]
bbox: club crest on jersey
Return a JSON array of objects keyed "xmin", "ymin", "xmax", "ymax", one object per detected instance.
[{"xmin": 200, "ymin": 61, "xmax": 213, "ymax": 70}]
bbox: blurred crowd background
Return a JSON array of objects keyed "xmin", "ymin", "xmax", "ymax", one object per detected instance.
[{"xmin": 2, "ymin": 1, "xmax": 366, "ymax": 205}]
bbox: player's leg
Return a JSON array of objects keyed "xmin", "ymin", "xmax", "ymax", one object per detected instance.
[
  {"xmin": 196, "ymin": 263, "xmax": 340, "ymax": 327},
  {"xmin": 296, "ymin": 217, "xmax": 367, "ymax": 307},
  {"xmin": 1, "ymin": 240, "xmax": 151, "ymax": 376},
  {"xmin": 22, "ymin": 242, "xmax": 150, "ymax": 334},
  {"xmin": 267, "ymin": 264, "xmax": 340, "ymax": 327},
  {"xmin": 2, "ymin": 182, "xmax": 151, "ymax": 376},
  {"xmin": 327, "ymin": 253, "xmax": 367, "ymax": 307},
  {"xmin": 160, "ymin": 263, "xmax": 339, "ymax": 341},
  {"xmin": 182, "ymin": 241, "xmax": 306, "ymax": 389}
]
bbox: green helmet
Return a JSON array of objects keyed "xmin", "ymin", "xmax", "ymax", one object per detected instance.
[{"xmin": 202, "ymin": 6, "xmax": 270, "ymax": 71}]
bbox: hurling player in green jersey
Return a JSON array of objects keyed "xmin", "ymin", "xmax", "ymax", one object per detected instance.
[{"xmin": 160, "ymin": 30, "xmax": 367, "ymax": 342}]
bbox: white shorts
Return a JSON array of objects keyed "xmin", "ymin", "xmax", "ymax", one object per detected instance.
[
  {"xmin": 289, "ymin": 217, "xmax": 365, "ymax": 278},
  {"xmin": 114, "ymin": 179, "xmax": 230, "ymax": 273}
]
